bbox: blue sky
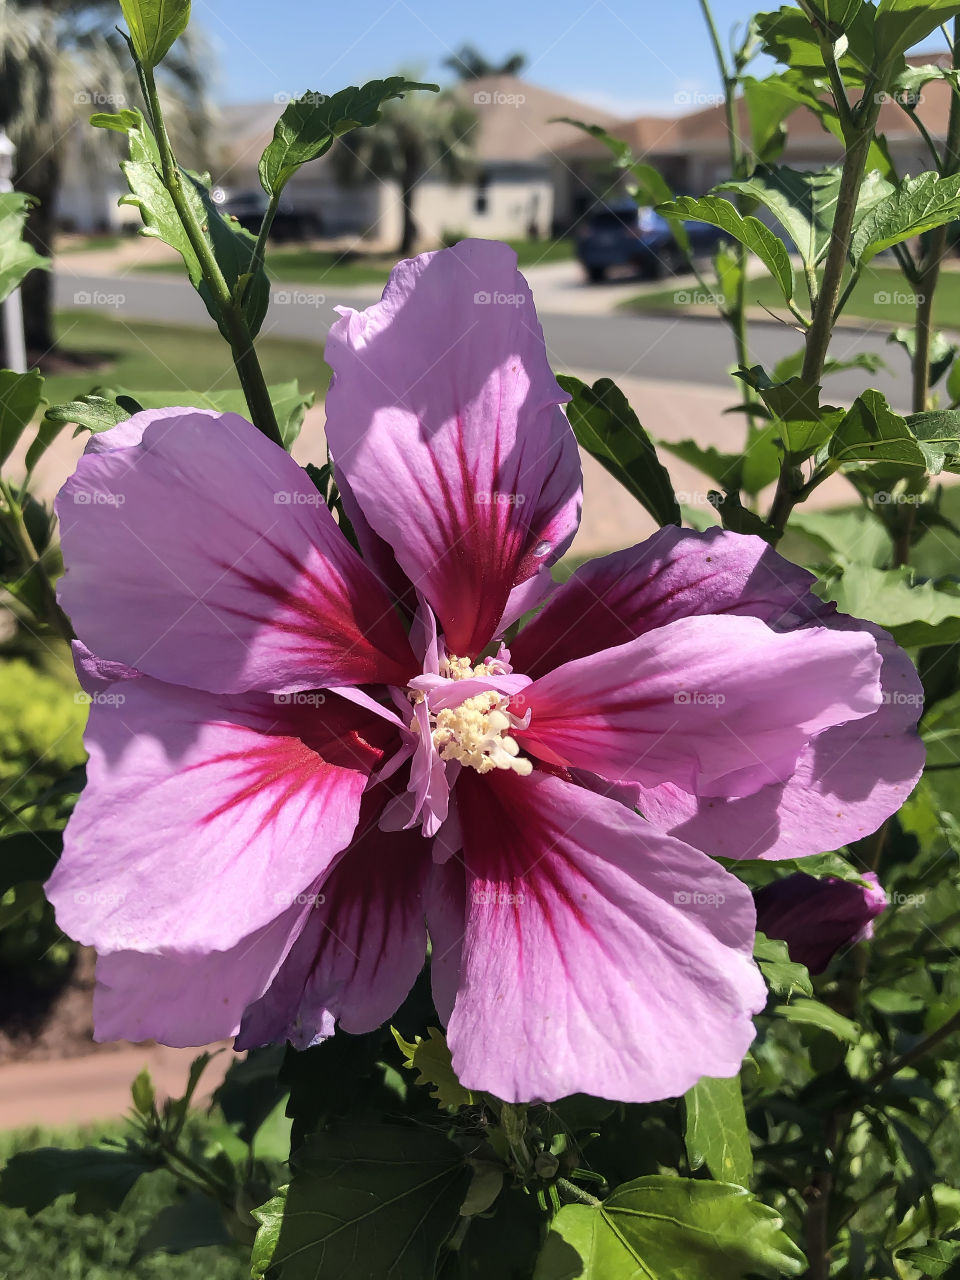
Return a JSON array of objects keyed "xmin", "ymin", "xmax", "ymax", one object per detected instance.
[{"xmin": 194, "ymin": 0, "xmax": 949, "ymax": 115}]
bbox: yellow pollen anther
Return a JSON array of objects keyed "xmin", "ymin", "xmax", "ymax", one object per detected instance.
[{"xmin": 411, "ymin": 659, "xmax": 532, "ymax": 777}]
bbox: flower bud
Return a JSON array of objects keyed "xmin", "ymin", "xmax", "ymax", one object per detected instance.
[{"xmin": 754, "ymin": 872, "xmax": 886, "ymax": 973}]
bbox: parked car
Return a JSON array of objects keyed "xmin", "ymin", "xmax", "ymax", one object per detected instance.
[
  {"xmin": 216, "ymin": 190, "xmax": 325, "ymax": 243},
  {"xmin": 576, "ymin": 200, "xmax": 731, "ymax": 282}
]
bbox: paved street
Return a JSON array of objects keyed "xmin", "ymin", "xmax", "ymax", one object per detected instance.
[{"xmin": 54, "ymin": 263, "xmax": 911, "ymax": 407}]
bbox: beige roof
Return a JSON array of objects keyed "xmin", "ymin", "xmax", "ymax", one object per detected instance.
[
  {"xmin": 215, "ymin": 77, "xmax": 627, "ymax": 180},
  {"xmin": 449, "ymin": 74, "xmax": 625, "ymax": 163}
]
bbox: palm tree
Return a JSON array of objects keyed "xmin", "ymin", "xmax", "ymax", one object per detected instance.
[
  {"xmin": 0, "ymin": 0, "xmax": 211, "ymax": 360},
  {"xmin": 443, "ymin": 44, "xmax": 527, "ymax": 80},
  {"xmin": 334, "ymin": 88, "xmax": 476, "ymax": 257}
]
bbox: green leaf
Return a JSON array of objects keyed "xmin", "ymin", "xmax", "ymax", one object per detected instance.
[
  {"xmin": 828, "ymin": 389, "xmax": 928, "ymax": 485},
  {"xmin": 656, "ymin": 195, "xmax": 794, "ymax": 302},
  {"xmin": 391, "ymin": 1026, "xmax": 474, "ymax": 1110},
  {"xmin": 718, "ymin": 166, "xmax": 893, "ymax": 271},
  {"xmin": 875, "ymin": 0, "xmax": 960, "ymax": 65},
  {"xmin": 534, "ymin": 1177, "xmax": 805, "ymax": 1279},
  {"xmin": 119, "ymin": 0, "xmax": 191, "ymax": 69},
  {"xmin": 0, "ymin": 1146, "xmax": 155, "ymax": 1216},
  {"xmin": 850, "ymin": 172, "xmax": 960, "ymax": 267},
  {"xmin": 772, "ymin": 998, "xmax": 861, "ymax": 1041},
  {"xmin": 133, "ymin": 1193, "xmax": 231, "ymax": 1260},
  {"xmin": 0, "ymin": 369, "xmax": 45, "ymax": 468},
  {"xmin": 267, "ymin": 1124, "xmax": 472, "ymax": 1279},
  {"xmin": 907, "ymin": 409, "xmax": 960, "ymax": 473},
  {"xmin": 755, "ymin": 932, "xmax": 814, "ymax": 999},
  {"xmin": 44, "ymin": 394, "xmax": 129, "ymax": 435},
  {"xmin": 251, "ymin": 1187, "xmax": 287, "ymax": 1280},
  {"xmin": 92, "ymin": 108, "xmax": 269, "ymax": 339},
  {"xmin": 739, "ymin": 365, "xmax": 844, "ymax": 459},
  {"xmin": 557, "ymin": 375, "xmax": 681, "ymax": 527},
  {"xmin": 0, "ymin": 829, "xmax": 61, "ymax": 896},
  {"xmin": 684, "ymin": 1075, "xmax": 753, "ymax": 1186},
  {"xmin": 130, "ymin": 1068, "xmax": 156, "ymax": 1119},
  {"xmin": 260, "ymin": 79, "xmax": 436, "ymax": 198},
  {"xmin": 889, "ymin": 328, "xmax": 958, "ymax": 389},
  {"xmin": 899, "ymin": 1238, "xmax": 960, "ymax": 1277},
  {"xmin": 755, "ymin": 5, "xmax": 881, "ymax": 83},
  {"xmin": 0, "ymin": 192, "xmax": 49, "ymax": 304},
  {"xmin": 819, "ymin": 564, "xmax": 960, "ymax": 646},
  {"xmin": 741, "ymin": 76, "xmax": 797, "ymax": 164},
  {"xmin": 657, "ymin": 440, "xmax": 742, "ymax": 491},
  {"xmin": 788, "ymin": 506, "xmax": 891, "ymax": 567}
]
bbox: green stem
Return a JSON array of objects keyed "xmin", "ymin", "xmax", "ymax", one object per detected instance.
[
  {"xmin": 801, "ymin": 125, "xmax": 876, "ymax": 387},
  {"xmin": 698, "ymin": 0, "xmax": 761, "ymax": 432},
  {"xmin": 555, "ymin": 1178, "xmax": 602, "ymax": 1207},
  {"xmin": 0, "ymin": 478, "xmax": 71, "ymax": 636},
  {"xmin": 866, "ymin": 1007, "xmax": 960, "ymax": 1092},
  {"xmin": 141, "ymin": 67, "xmax": 283, "ymax": 447}
]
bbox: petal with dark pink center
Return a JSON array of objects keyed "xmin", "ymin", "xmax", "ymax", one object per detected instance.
[
  {"xmin": 516, "ymin": 614, "xmax": 881, "ymax": 796},
  {"xmin": 237, "ymin": 794, "xmax": 430, "ymax": 1048},
  {"xmin": 324, "ymin": 240, "xmax": 581, "ymax": 657},
  {"xmin": 444, "ymin": 769, "xmax": 765, "ymax": 1103},
  {"xmin": 47, "ymin": 679, "xmax": 391, "ymax": 954},
  {"xmin": 56, "ymin": 409, "xmax": 415, "ymax": 695}
]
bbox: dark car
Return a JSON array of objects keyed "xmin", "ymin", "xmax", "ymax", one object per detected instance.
[
  {"xmin": 218, "ymin": 190, "xmax": 324, "ymax": 243},
  {"xmin": 576, "ymin": 200, "xmax": 731, "ymax": 282}
]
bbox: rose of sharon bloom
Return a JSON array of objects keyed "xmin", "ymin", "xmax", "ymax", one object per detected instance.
[
  {"xmin": 755, "ymin": 871, "xmax": 888, "ymax": 973},
  {"xmin": 47, "ymin": 240, "xmax": 924, "ymax": 1105}
]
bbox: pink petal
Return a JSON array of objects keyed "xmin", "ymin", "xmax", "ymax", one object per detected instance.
[
  {"xmin": 515, "ymin": 614, "xmax": 882, "ymax": 796},
  {"xmin": 444, "ymin": 769, "xmax": 766, "ymax": 1103},
  {"xmin": 512, "ymin": 529, "xmax": 923, "ymax": 858},
  {"xmin": 324, "ymin": 240, "xmax": 581, "ymax": 657},
  {"xmin": 47, "ymin": 679, "xmax": 391, "ymax": 954},
  {"xmin": 56, "ymin": 409, "xmax": 415, "ymax": 694},
  {"xmin": 237, "ymin": 793, "xmax": 430, "ymax": 1048},
  {"xmin": 93, "ymin": 902, "xmax": 310, "ymax": 1046},
  {"xmin": 510, "ymin": 526, "xmax": 824, "ymax": 678}
]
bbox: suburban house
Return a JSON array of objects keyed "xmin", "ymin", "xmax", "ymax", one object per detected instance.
[
  {"xmin": 212, "ymin": 75, "xmax": 625, "ymax": 246},
  {"xmin": 55, "ymin": 54, "xmax": 953, "ymax": 242}
]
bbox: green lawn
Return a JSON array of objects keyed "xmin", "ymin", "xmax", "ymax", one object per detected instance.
[
  {"xmin": 44, "ymin": 310, "xmax": 329, "ymax": 410},
  {"xmin": 134, "ymin": 237, "xmax": 574, "ymax": 289},
  {"xmin": 623, "ymin": 262, "xmax": 960, "ymax": 330},
  {"xmin": 0, "ymin": 1119, "xmax": 246, "ymax": 1280}
]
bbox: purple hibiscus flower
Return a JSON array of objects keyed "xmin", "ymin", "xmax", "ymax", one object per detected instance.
[
  {"xmin": 46, "ymin": 240, "xmax": 924, "ymax": 1104},
  {"xmin": 755, "ymin": 871, "xmax": 888, "ymax": 973}
]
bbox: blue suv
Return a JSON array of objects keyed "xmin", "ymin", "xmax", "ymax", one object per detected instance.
[{"xmin": 576, "ymin": 200, "xmax": 730, "ymax": 283}]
